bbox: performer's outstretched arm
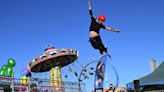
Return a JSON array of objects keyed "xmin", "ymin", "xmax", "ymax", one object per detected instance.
[
  {"xmin": 88, "ymin": 0, "xmax": 92, "ymax": 11},
  {"xmin": 105, "ymin": 26, "xmax": 120, "ymax": 33},
  {"xmin": 88, "ymin": 0, "xmax": 94, "ymax": 19}
]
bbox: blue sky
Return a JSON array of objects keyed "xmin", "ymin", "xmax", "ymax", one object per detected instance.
[{"xmin": 0, "ymin": 0, "xmax": 164, "ymax": 91}]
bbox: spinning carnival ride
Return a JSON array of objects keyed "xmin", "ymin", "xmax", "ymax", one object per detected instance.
[{"xmin": 27, "ymin": 46, "xmax": 78, "ymax": 91}]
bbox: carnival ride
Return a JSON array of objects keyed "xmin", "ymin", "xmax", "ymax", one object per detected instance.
[
  {"xmin": 27, "ymin": 45, "xmax": 78, "ymax": 91},
  {"xmin": 79, "ymin": 55, "xmax": 119, "ymax": 91},
  {"xmin": 0, "ymin": 46, "xmax": 84, "ymax": 92},
  {"xmin": 0, "ymin": 47, "xmax": 119, "ymax": 92}
]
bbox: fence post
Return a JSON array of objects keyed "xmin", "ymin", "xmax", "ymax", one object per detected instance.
[{"xmin": 11, "ymin": 75, "xmax": 14, "ymax": 92}]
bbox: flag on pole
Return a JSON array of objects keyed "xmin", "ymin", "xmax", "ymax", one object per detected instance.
[{"xmin": 94, "ymin": 55, "xmax": 107, "ymax": 91}]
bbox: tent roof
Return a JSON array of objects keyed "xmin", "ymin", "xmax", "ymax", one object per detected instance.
[{"xmin": 127, "ymin": 61, "xmax": 164, "ymax": 87}]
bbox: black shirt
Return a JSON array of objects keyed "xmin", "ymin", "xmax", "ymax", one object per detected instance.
[{"xmin": 89, "ymin": 10, "xmax": 105, "ymax": 34}]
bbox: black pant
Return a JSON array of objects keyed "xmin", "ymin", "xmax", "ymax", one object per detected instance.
[{"xmin": 89, "ymin": 36, "xmax": 107, "ymax": 54}]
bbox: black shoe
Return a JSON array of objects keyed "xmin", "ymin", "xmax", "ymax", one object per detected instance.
[
  {"xmin": 104, "ymin": 48, "xmax": 108, "ymax": 52},
  {"xmin": 100, "ymin": 50, "xmax": 103, "ymax": 54}
]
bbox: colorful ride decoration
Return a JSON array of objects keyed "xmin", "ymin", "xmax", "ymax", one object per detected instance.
[
  {"xmin": 20, "ymin": 69, "xmax": 31, "ymax": 85},
  {"xmin": 0, "ymin": 58, "xmax": 16, "ymax": 77},
  {"xmin": 50, "ymin": 66, "xmax": 62, "ymax": 88},
  {"xmin": 27, "ymin": 46, "xmax": 78, "ymax": 91},
  {"xmin": 20, "ymin": 76, "xmax": 29, "ymax": 85}
]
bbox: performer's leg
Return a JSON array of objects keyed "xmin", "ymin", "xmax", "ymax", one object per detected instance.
[
  {"xmin": 96, "ymin": 36, "xmax": 108, "ymax": 53},
  {"xmin": 90, "ymin": 37, "xmax": 99, "ymax": 50}
]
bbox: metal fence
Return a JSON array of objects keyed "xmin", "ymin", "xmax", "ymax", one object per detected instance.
[{"xmin": 0, "ymin": 76, "xmax": 86, "ymax": 92}]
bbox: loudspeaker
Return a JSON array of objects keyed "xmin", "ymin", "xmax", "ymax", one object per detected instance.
[{"xmin": 134, "ymin": 80, "xmax": 140, "ymax": 91}]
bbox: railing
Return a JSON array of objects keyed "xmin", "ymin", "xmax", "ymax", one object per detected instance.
[{"xmin": 0, "ymin": 76, "xmax": 86, "ymax": 92}]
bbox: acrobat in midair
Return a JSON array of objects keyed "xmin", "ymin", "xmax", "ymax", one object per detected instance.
[{"xmin": 88, "ymin": 0, "xmax": 120, "ymax": 56}]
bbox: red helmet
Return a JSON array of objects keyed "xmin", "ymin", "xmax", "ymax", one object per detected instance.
[{"xmin": 98, "ymin": 14, "xmax": 106, "ymax": 22}]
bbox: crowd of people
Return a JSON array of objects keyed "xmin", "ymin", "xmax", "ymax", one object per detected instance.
[
  {"xmin": 105, "ymin": 84, "xmax": 127, "ymax": 92},
  {"xmin": 93, "ymin": 84, "xmax": 128, "ymax": 92}
]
